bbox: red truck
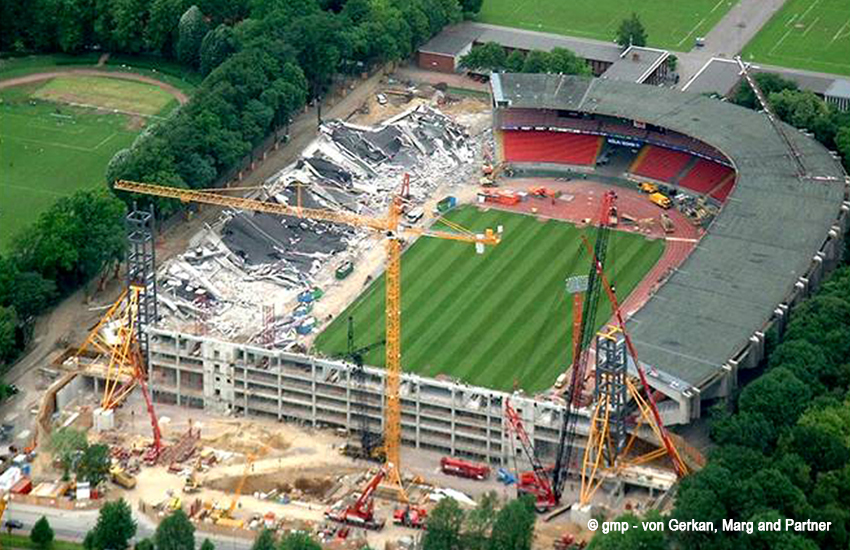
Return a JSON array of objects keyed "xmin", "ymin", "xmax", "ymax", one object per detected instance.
[{"xmin": 440, "ymin": 457, "xmax": 490, "ymax": 480}]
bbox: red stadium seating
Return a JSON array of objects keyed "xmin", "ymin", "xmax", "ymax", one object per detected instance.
[
  {"xmin": 502, "ymin": 130, "xmax": 601, "ymax": 166},
  {"xmin": 678, "ymin": 159, "xmax": 734, "ymax": 194},
  {"xmin": 710, "ymin": 176, "xmax": 736, "ymax": 202},
  {"xmin": 631, "ymin": 146, "xmax": 692, "ymax": 183}
]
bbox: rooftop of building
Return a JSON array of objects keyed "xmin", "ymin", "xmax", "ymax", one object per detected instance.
[
  {"xmin": 602, "ymin": 46, "xmax": 669, "ymax": 84},
  {"xmin": 492, "ymin": 73, "xmax": 847, "ymax": 389}
]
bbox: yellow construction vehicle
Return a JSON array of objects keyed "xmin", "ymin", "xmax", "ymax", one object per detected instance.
[
  {"xmin": 110, "ymin": 467, "xmax": 137, "ymax": 489},
  {"xmin": 183, "ymin": 472, "xmax": 201, "ymax": 493},
  {"xmin": 638, "ymin": 182, "xmax": 658, "ymax": 194},
  {"xmin": 649, "ymin": 192, "xmax": 672, "ymax": 209},
  {"xmin": 114, "ymin": 179, "xmax": 501, "ymax": 501}
]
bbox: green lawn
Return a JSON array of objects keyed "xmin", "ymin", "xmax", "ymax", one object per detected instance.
[
  {"xmin": 34, "ymin": 75, "xmax": 176, "ymax": 116},
  {"xmin": 0, "ymin": 533, "xmax": 83, "ymax": 550},
  {"xmin": 0, "ymin": 80, "xmax": 145, "ymax": 250},
  {"xmin": 741, "ymin": 0, "xmax": 850, "ymax": 77},
  {"xmin": 314, "ymin": 207, "xmax": 664, "ymax": 393},
  {"xmin": 474, "ymin": 0, "xmax": 739, "ymax": 51}
]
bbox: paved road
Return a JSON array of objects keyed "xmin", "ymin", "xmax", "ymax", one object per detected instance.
[
  {"xmin": 674, "ymin": 0, "xmax": 787, "ymax": 85},
  {"xmin": 4, "ymin": 502, "xmax": 253, "ymax": 550}
]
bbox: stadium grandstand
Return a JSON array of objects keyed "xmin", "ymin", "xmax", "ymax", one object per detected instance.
[{"xmin": 491, "ymin": 73, "xmax": 849, "ymax": 424}]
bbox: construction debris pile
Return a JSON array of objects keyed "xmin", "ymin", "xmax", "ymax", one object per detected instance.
[{"xmin": 155, "ymin": 104, "xmax": 484, "ymax": 344}]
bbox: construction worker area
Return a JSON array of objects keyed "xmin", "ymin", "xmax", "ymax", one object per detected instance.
[{"xmin": 4, "ymin": 69, "xmax": 846, "ymax": 550}]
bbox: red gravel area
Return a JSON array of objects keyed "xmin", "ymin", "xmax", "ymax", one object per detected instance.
[{"xmin": 484, "ymin": 178, "xmax": 702, "ymax": 322}]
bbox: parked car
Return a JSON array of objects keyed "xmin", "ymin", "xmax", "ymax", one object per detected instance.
[{"xmin": 5, "ymin": 519, "xmax": 24, "ymax": 530}]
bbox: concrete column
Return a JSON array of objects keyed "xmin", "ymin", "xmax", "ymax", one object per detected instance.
[{"xmin": 176, "ymin": 368, "xmax": 182, "ymax": 406}]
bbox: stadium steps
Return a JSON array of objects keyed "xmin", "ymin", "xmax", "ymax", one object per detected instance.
[
  {"xmin": 631, "ymin": 146, "xmax": 693, "ymax": 183},
  {"xmin": 629, "ymin": 146, "xmax": 651, "ymax": 173},
  {"xmin": 502, "ymin": 130, "xmax": 601, "ymax": 166},
  {"xmin": 678, "ymin": 159, "xmax": 735, "ymax": 195},
  {"xmin": 672, "ymin": 157, "xmax": 700, "ymax": 185}
]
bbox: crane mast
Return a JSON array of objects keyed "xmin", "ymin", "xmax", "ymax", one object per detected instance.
[
  {"xmin": 113, "ymin": 180, "xmax": 500, "ymax": 498},
  {"xmin": 551, "ymin": 190, "xmax": 617, "ymax": 502}
]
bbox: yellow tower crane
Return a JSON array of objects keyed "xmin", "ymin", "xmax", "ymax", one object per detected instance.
[{"xmin": 113, "ymin": 180, "xmax": 501, "ymax": 498}]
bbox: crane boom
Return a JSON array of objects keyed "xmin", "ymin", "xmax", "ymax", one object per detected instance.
[
  {"xmin": 505, "ymin": 400, "xmax": 556, "ymax": 510},
  {"xmin": 113, "ymin": 179, "xmax": 501, "ymax": 498},
  {"xmin": 580, "ymin": 235, "xmax": 687, "ymax": 477},
  {"xmin": 551, "ymin": 190, "xmax": 617, "ymax": 502}
]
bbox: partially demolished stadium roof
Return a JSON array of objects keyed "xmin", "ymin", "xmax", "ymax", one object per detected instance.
[
  {"xmin": 492, "ymin": 73, "xmax": 847, "ymax": 389},
  {"xmin": 155, "ymin": 104, "xmax": 482, "ymax": 344}
]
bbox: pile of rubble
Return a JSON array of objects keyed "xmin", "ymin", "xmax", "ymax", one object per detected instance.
[{"xmin": 155, "ymin": 104, "xmax": 485, "ymax": 344}]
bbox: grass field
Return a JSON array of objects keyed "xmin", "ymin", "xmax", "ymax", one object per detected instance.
[
  {"xmin": 314, "ymin": 207, "xmax": 664, "ymax": 393},
  {"xmin": 0, "ymin": 533, "xmax": 83, "ymax": 550},
  {"xmin": 34, "ymin": 75, "xmax": 177, "ymax": 115},
  {"xmin": 741, "ymin": 0, "xmax": 850, "ymax": 77},
  {"xmin": 0, "ymin": 74, "xmax": 177, "ymax": 250},
  {"xmin": 474, "ymin": 0, "xmax": 739, "ymax": 51}
]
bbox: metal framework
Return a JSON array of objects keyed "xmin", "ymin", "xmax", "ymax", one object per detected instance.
[
  {"xmin": 113, "ymin": 179, "xmax": 501, "ymax": 500},
  {"xmin": 126, "ymin": 205, "xmax": 158, "ymax": 360}
]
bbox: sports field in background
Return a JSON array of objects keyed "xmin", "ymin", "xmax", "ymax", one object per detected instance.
[
  {"xmin": 314, "ymin": 207, "xmax": 664, "ymax": 393},
  {"xmin": 0, "ymin": 75, "xmax": 178, "ymax": 251},
  {"xmin": 474, "ymin": 0, "xmax": 739, "ymax": 51},
  {"xmin": 741, "ymin": 0, "xmax": 850, "ymax": 77}
]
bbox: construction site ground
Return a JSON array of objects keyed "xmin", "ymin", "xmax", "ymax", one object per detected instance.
[{"xmin": 0, "ymin": 62, "xmax": 699, "ymax": 550}]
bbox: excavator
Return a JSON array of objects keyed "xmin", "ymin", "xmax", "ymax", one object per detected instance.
[
  {"xmin": 325, "ymin": 468, "xmax": 387, "ymax": 531},
  {"xmin": 213, "ymin": 453, "xmax": 256, "ymax": 528}
]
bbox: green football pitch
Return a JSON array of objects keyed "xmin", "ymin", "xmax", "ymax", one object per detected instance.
[
  {"xmin": 313, "ymin": 207, "xmax": 664, "ymax": 394},
  {"xmin": 474, "ymin": 0, "xmax": 739, "ymax": 51},
  {"xmin": 0, "ymin": 75, "xmax": 177, "ymax": 251},
  {"xmin": 742, "ymin": 0, "xmax": 850, "ymax": 77}
]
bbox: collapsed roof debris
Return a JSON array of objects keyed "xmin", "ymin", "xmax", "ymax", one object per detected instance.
[{"xmin": 153, "ymin": 104, "xmax": 485, "ymax": 346}]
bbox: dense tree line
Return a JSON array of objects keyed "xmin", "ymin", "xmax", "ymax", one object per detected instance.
[
  {"xmin": 459, "ymin": 42, "xmax": 591, "ymax": 76},
  {"xmin": 732, "ymin": 72, "xmax": 850, "ymax": 171},
  {"xmin": 0, "ymin": 189, "xmax": 126, "ymax": 367},
  {"xmin": 589, "ymin": 257, "xmax": 850, "ymax": 550},
  {"xmin": 424, "ymin": 494, "xmax": 536, "ymax": 550},
  {"xmin": 0, "ymin": 0, "xmax": 474, "ymax": 367}
]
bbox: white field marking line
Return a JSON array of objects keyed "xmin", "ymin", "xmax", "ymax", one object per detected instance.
[
  {"xmin": 798, "ymin": 0, "xmax": 821, "ymax": 23},
  {"xmin": 0, "ymin": 183, "xmax": 68, "ymax": 197},
  {"xmin": 0, "ymin": 134, "xmax": 100, "ymax": 152},
  {"xmin": 514, "ymin": 21, "xmax": 601, "ymax": 38},
  {"xmin": 832, "ymin": 18, "xmax": 850, "ymax": 42},
  {"xmin": 786, "ymin": 13, "xmax": 799, "ymax": 28},
  {"xmin": 709, "ymin": 0, "xmax": 726, "ymax": 14},
  {"xmin": 91, "ymin": 132, "xmax": 119, "ymax": 150},
  {"xmin": 677, "ymin": 18, "xmax": 707, "ymax": 47},
  {"xmin": 665, "ymin": 237, "xmax": 700, "ymax": 243},
  {"xmin": 770, "ymin": 26, "xmax": 795, "ymax": 55},
  {"xmin": 803, "ymin": 16, "xmax": 821, "ymax": 36},
  {"xmin": 769, "ymin": 52, "xmax": 850, "ymax": 69}
]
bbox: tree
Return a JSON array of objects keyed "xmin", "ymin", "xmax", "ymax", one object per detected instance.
[
  {"xmin": 459, "ymin": 42, "xmax": 506, "ymax": 72},
  {"xmin": 710, "ymin": 410, "xmax": 777, "ymax": 453},
  {"xmin": 837, "ymin": 126, "xmax": 850, "ymax": 171},
  {"xmin": 30, "ymin": 517, "xmax": 54, "ymax": 550},
  {"xmin": 616, "ymin": 13, "xmax": 647, "ymax": 48},
  {"xmin": 732, "ymin": 72, "xmax": 798, "ymax": 109},
  {"xmin": 769, "ymin": 90, "xmax": 829, "ymax": 129},
  {"xmin": 738, "ymin": 368, "xmax": 811, "ymax": 427},
  {"xmin": 176, "ymin": 5, "xmax": 208, "ymax": 67},
  {"xmin": 521, "ymin": 50, "xmax": 549, "ymax": 73},
  {"xmin": 488, "ymin": 497, "xmax": 535, "ymax": 550},
  {"xmin": 546, "ymin": 47, "xmax": 591, "ymax": 76},
  {"xmin": 278, "ymin": 533, "xmax": 320, "ymax": 550},
  {"xmin": 136, "ymin": 539, "xmax": 155, "ymax": 550},
  {"xmin": 587, "ymin": 511, "xmax": 667, "ymax": 550},
  {"xmin": 199, "ymin": 24, "xmax": 238, "ymax": 75},
  {"xmin": 155, "ymin": 510, "xmax": 195, "ymax": 550},
  {"xmin": 424, "ymin": 497, "xmax": 464, "ymax": 550},
  {"xmin": 88, "ymin": 499, "xmax": 137, "ymax": 550},
  {"xmin": 251, "ymin": 530, "xmax": 276, "ymax": 550},
  {"xmin": 145, "ymin": 0, "xmax": 187, "ymax": 55},
  {"xmin": 199, "ymin": 540, "xmax": 215, "ymax": 550},
  {"xmin": 49, "ymin": 427, "xmax": 88, "ymax": 478},
  {"xmin": 78, "ymin": 443, "xmax": 111, "ymax": 485},
  {"xmin": 785, "ymin": 424, "xmax": 850, "ymax": 474},
  {"xmin": 0, "ymin": 306, "xmax": 18, "ymax": 365},
  {"xmin": 459, "ymin": 0, "xmax": 482, "ymax": 15},
  {"xmin": 505, "ymin": 50, "xmax": 525, "ymax": 72},
  {"xmin": 463, "ymin": 491, "xmax": 497, "ymax": 550}
]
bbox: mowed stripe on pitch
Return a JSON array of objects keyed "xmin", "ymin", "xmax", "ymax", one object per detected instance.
[{"xmin": 313, "ymin": 207, "xmax": 664, "ymax": 393}]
